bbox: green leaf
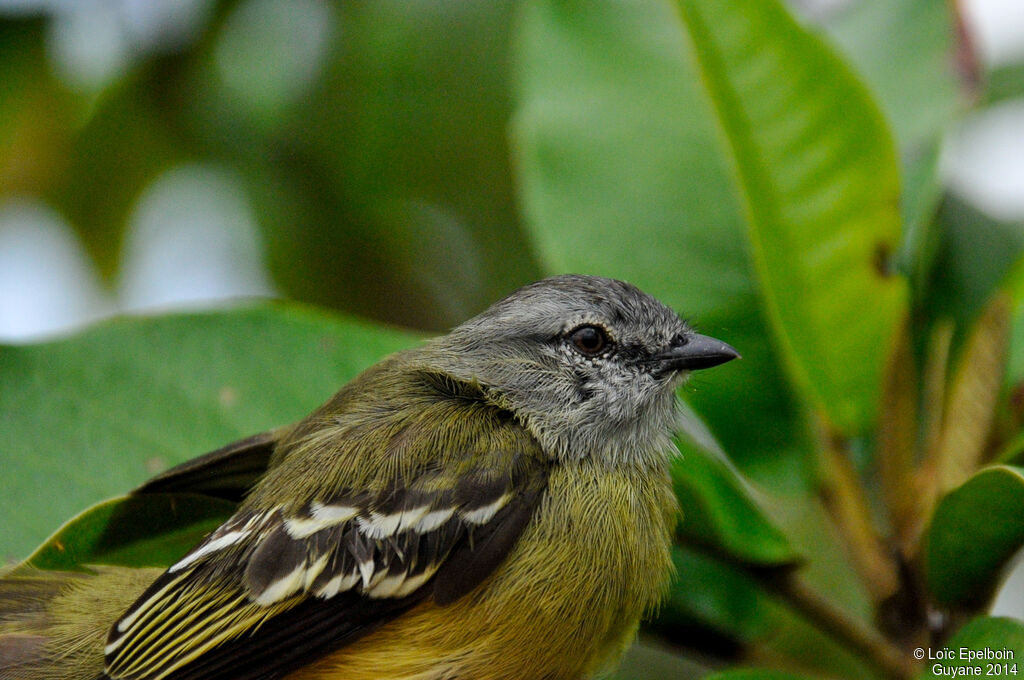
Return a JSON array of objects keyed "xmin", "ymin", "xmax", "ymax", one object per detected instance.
[
  {"xmin": 704, "ymin": 670, "xmax": 817, "ymax": 680},
  {"xmin": 675, "ymin": 0, "xmax": 908, "ymax": 434},
  {"xmin": 897, "ymin": 138, "xmax": 946, "ymax": 293},
  {"xmin": 820, "ymin": 0, "xmax": 962, "ymax": 152},
  {"xmin": 610, "ymin": 640, "xmax": 708, "ymax": 680},
  {"xmin": 984, "ymin": 63, "xmax": 1024, "ymax": 107},
  {"xmin": 821, "ymin": 0, "xmax": 961, "ymax": 280},
  {"xmin": 673, "ymin": 432, "xmax": 797, "ymax": 566},
  {"xmin": 26, "ymin": 494, "xmax": 235, "ymax": 571},
  {"xmin": 930, "ymin": 297, "xmax": 1010, "ymax": 496},
  {"xmin": 918, "ymin": 617, "xmax": 1024, "ymax": 679},
  {"xmin": 996, "ymin": 430, "xmax": 1024, "ymax": 465},
  {"xmin": 999, "ymin": 239, "xmax": 1024, "ymax": 402},
  {"xmin": 925, "ymin": 466, "xmax": 1024, "ymax": 607},
  {"xmin": 656, "ymin": 546, "xmax": 876, "ymax": 679},
  {"xmin": 0, "ymin": 305, "xmax": 417, "ymax": 561},
  {"xmin": 659, "ymin": 546, "xmax": 781, "ymax": 645},
  {"xmin": 923, "ymin": 194, "xmax": 1024, "ymax": 348},
  {"xmin": 513, "ymin": 0, "xmax": 751, "ymax": 315}
]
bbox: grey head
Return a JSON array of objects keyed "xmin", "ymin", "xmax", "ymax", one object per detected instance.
[{"xmin": 423, "ymin": 274, "xmax": 738, "ymax": 465}]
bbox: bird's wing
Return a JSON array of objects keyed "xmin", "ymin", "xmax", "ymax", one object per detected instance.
[
  {"xmin": 103, "ymin": 393, "xmax": 550, "ymax": 680},
  {"xmin": 132, "ymin": 429, "xmax": 282, "ymax": 503}
]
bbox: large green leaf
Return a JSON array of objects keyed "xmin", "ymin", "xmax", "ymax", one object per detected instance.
[
  {"xmin": 26, "ymin": 494, "xmax": 235, "ymax": 571},
  {"xmin": 513, "ymin": 0, "xmax": 752, "ymax": 314},
  {"xmin": 925, "ymin": 465, "xmax": 1024, "ymax": 607},
  {"xmin": 918, "ymin": 617, "xmax": 1024, "ymax": 679},
  {"xmin": 821, "ymin": 0, "xmax": 961, "ymax": 152},
  {"xmin": 0, "ymin": 305, "xmax": 417, "ymax": 561},
  {"xmin": 821, "ymin": 0, "xmax": 961, "ymax": 287},
  {"xmin": 673, "ymin": 433, "xmax": 797, "ymax": 566},
  {"xmin": 675, "ymin": 0, "xmax": 908, "ymax": 434}
]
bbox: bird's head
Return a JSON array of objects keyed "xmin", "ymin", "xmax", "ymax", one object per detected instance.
[{"xmin": 425, "ymin": 275, "xmax": 738, "ymax": 464}]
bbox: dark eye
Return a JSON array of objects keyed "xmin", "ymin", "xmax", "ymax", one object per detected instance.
[{"xmin": 568, "ymin": 325, "xmax": 611, "ymax": 356}]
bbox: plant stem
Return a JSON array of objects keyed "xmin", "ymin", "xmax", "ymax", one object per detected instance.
[
  {"xmin": 769, "ymin": 574, "xmax": 917, "ymax": 680},
  {"xmin": 875, "ymin": 318, "xmax": 919, "ymax": 556},
  {"xmin": 817, "ymin": 434, "xmax": 900, "ymax": 604},
  {"xmin": 907, "ymin": 320, "xmax": 954, "ymax": 549},
  {"xmin": 926, "ymin": 297, "xmax": 1010, "ymax": 503}
]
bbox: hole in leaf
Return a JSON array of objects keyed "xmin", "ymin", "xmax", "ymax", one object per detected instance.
[{"xmin": 873, "ymin": 241, "xmax": 895, "ymax": 277}]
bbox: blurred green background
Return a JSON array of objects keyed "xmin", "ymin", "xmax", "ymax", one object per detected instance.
[{"xmin": 4, "ymin": 1, "xmax": 1024, "ymax": 678}]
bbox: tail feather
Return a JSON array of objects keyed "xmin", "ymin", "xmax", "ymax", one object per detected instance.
[{"xmin": 0, "ymin": 566, "xmax": 160, "ymax": 680}]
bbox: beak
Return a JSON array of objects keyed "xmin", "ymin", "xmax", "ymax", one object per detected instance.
[{"xmin": 650, "ymin": 333, "xmax": 740, "ymax": 376}]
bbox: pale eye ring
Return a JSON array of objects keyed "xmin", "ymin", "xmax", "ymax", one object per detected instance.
[{"xmin": 567, "ymin": 325, "xmax": 612, "ymax": 356}]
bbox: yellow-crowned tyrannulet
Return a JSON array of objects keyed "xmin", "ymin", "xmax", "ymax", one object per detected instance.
[{"xmin": 0, "ymin": 274, "xmax": 737, "ymax": 680}]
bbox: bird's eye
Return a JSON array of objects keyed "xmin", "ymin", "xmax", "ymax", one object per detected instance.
[{"xmin": 568, "ymin": 325, "xmax": 611, "ymax": 356}]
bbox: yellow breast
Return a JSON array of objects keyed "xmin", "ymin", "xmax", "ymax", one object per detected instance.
[{"xmin": 291, "ymin": 459, "xmax": 677, "ymax": 680}]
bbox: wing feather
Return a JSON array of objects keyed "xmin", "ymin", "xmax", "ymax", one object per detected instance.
[
  {"xmin": 104, "ymin": 386, "xmax": 549, "ymax": 680},
  {"xmin": 134, "ymin": 431, "xmax": 281, "ymax": 502}
]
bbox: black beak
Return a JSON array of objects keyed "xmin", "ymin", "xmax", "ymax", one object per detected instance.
[{"xmin": 650, "ymin": 333, "xmax": 739, "ymax": 376}]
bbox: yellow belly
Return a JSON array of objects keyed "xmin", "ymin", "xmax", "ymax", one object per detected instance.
[{"xmin": 290, "ymin": 460, "xmax": 677, "ymax": 680}]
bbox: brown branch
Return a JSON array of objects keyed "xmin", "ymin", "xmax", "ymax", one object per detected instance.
[
  {"xmin": 816, "ymin": 432, "xmax": 900, "ymax": 605},
  {"xmin": 875, "ymin": 317, "xmax": 920, "ymax": 556},
  {"xmin": 769, "ymin": 574, "xmax": 918, "ymax": 680}
]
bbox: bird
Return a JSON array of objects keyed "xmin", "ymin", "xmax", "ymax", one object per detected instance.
[{"xmin": 0, "ymin": 274, "xmax": 738, "ymax": 680}]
